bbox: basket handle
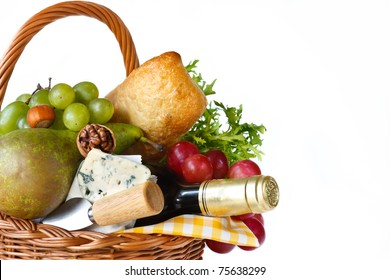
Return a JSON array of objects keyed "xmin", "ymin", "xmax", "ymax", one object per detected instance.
[{"xmin": 0, "ymin": 1, "xmax": 139, "ymax": 108}]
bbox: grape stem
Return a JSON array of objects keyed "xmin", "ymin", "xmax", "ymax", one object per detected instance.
[
  {"xmin": 25, "ymin": 77, "xmax": 52, "ymax": 105},
  {"xmin": 25, "ymin": 84, "xmax": 42, "ymax": 105},
  {"xmin": 47, "ymin": 77, "xmax": 52, "ymax": 90},
  {"xmin": 33, "ymin": 84, "xmax": 43, "ymax": 94}
]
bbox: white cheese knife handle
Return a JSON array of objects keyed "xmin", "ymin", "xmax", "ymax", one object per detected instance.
[{"xmin": 91, "ymin": 181, "xmax": 164, "ymax": 226}]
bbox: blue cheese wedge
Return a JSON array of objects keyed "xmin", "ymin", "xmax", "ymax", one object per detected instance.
[{"xmin": 77, "ymin": 148, "xmax": 152, "ymax": 203}]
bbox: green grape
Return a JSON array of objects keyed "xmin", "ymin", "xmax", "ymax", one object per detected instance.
[
  {"xmin": 49, "ymin": 83, "xmax": 76, "ymax": 109},
  {"xmin": 0, "ymin": 101, "xmax": 30, "ymax": 134},
  {"xmin": 29, "ymin": 89, "xmax": 50, "ymax": 107},
  {"xmin": 73, "ymin": 81, "xmax": 99, "ymax": 104},
  {"xmin": 63, "ymin": 103, "xmax": 90, "ymax": 131},
  {"xmin": 87, "ymin": 98, "xmax": 114, "ymax": 124},
  {"xmin": 49, "ymin": 109, "xmax": 67, "ymax": 130},
  {"xmin": 17, "ymin": 115, "xmax": 30, "ymax": 129},
  {"xmin": 16, "ymin": 93, "xmax": 32, "ymax": 103}
]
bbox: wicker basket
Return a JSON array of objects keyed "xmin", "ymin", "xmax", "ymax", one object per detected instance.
[{"xmin": 0, "ymin": 1, "xmax": 204, "ymax": 260}]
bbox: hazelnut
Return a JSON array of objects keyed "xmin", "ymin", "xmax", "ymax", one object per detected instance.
[{"xmin": 27, "ymin": 104, "xmax": 56, "ymax": 128}]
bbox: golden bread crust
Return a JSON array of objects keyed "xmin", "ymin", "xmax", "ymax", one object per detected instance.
[{"xmin": 106, "ymin": 51, "xmax": 207, "ymax": 148}]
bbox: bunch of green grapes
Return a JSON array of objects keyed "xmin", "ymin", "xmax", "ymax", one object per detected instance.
[{"xmin": 0, "ymin": 81, "xmax": 114, "ymax": 135}]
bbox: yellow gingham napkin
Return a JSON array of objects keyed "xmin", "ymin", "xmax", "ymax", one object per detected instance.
[{"xmin": 122, "ymin": 214, "xmax": 259, "ymax": 247}]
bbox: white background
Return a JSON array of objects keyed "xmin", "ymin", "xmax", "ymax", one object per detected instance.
[{"xmin": 1, "ymin": 0, "xmax": 390, "ymax": 279}]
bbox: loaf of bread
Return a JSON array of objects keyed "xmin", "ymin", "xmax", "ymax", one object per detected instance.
[{"xmin": 105, "ymin": 51, "xmax": 207, "ymax": 151}]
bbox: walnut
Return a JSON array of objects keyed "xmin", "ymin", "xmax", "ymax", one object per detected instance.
[{"xmin": 77, "ymin": 124, "xmax": 116, "ymax": 157}]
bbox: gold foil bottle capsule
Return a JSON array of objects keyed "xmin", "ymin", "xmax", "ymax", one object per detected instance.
[{"xmin": 198, "ymin": 175, "xmax": 279, "ymax": 216}]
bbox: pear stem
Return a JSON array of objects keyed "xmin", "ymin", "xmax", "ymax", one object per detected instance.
[{"xmin": 140, "ymin": 137, "xmax": 164, "ymax": 152}]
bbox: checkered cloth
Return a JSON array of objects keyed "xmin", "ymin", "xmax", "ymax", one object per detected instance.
[{"xmin": 123, "ymin": 214, "xmax": 259, "ymax": 247}]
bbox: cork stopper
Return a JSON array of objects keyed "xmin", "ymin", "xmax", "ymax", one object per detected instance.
[{"xmin": 91, "ymin": 181, "xmax": 164, "ymax": 226}]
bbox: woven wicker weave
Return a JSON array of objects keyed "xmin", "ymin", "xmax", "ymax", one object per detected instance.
[{"xmin": 0, "ymin": 1, "xmax": 204, "ymax": 260}]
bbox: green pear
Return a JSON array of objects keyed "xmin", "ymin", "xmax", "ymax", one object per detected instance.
[
  {"xmin": 105, "ymin": 122, "xmax": 144, "ymax": 154},
  {"xmin": 0, "ymin": 128, "xmax": 82, "ymax": 219},
  {"xmin": 105, "ymin": 122, "xmax": 162, "ymax": 155},
  {"xmin": 0, "ymin": 123, "xmax": 155, "ymax": 220}
]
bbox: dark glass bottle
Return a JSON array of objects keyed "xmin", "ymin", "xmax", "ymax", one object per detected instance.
[{"xmin": 133, "ymin": 165, "xmax": 279, "ymax": 227}]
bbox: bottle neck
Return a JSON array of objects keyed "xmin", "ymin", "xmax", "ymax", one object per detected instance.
[
  {"xmin": 174, "ymin": 186, "xmax": 201, "ymax": 213},
  {"xmin": 198, "ymin": 175, "xmax": 279, "ymax": 216}
]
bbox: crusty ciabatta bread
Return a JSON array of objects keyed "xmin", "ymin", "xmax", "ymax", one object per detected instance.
[{"xmin": 105, "ymin": 51, "xmax": 207, "ymax": 155}]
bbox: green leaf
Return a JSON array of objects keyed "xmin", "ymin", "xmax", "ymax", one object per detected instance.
[
  {"xmin": 184, "ymin": 100, "xmax": 266, "ymax": 164},
  {"xmin": 185, "ymin": 60, "xmax": 216, "ymax": 96},
  {"xmin": 183, "ymin": 60, "xmax": 266, "ymax": 164}
]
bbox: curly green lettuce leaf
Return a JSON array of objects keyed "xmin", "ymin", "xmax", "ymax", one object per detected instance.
[
  {"xmin": 183, "ymin": 100, "xmax": 266, "ymax": 164},
  {"xmin": 185, "ymin": 60, "xmax": 216, "ymax": 96},
  {"xmin": 184, "ymin": 60, "xmax": 266, "ymax": 164}
]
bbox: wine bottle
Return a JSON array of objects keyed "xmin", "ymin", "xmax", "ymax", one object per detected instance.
[{"xmin": 133, "ymin": 165, "xmax": 279, "ymax": 227}]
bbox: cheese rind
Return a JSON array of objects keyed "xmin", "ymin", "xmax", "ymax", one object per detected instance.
[{"xmin": 77, "ymin": 149, "xmax": 152, "ymax": 203}]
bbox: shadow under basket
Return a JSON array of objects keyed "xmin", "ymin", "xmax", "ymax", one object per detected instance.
[{"xmin": 0, "ymin": 1, "xmax": 204, "ymax": 260}]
